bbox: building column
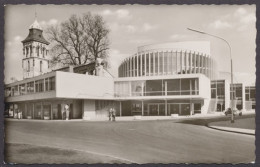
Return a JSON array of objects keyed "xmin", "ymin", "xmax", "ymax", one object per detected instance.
[
  {"xmin": 51, "ymin": 103, "xmax": 53, "ymax": 120},
  {"xmin": 120, "ymin": 101, "xmax": 122, "ymax": 117},
  {"xmin": 141, "ymin": 100, "xmax": 144, "ymax": 116},
  {"xmin": 133, "ymin": 56, "xmax": 135, "ymax": 77},
  {"xmin": 165, "ymin": 81, "xmax": 167, "ymax": 96},
  {"xmin": 180, "ymin": 51, "xmax": 183, "ymax": 74},
  {"xmin": 130, "ymin": 57, "xmax": 132, "ymax": 77},
  {"xmin": 153, "ymin": 52, "xmax": 155, "ymax": 75},
  {"xmin": 242, "ymin": 84, "xmax": 246, "ymax": 110},
  {"xmin": 184, "ymin": 51, "xmax": 187, "ymax": 74},
  {"xmin": 140, "ymin": 53, "xmax": 143, "ymax": 76},
  {"xmin": 25, "ymin": 103, "xmax": 27, "ymax": 118},
  {"xmin": 165, "ymin": 100, "xmax": 167, "ymax": 116},
  {"xmin": 148, "ymin": 52, "xmax": 151, "ymax": 76},
  {"xmin": 157, "ymin": 51, "xmax": 160, "ymax": 75},
  {"xmin": 137, "ymin": 55, "xmax": 139, "ymax": 77},
  {"xmin": 190, "ymin": 103, "xmax": 194, "ymax": 115},
  {"xmin": 141, "ymin": 81, "xmax": 144, "ymax": 96},
  {"xmin": 162, "ymin": 51, "xmax": 165, "ymax": 75},
  {"xmin": 32, "ymin": 103, "xmax": 34, "ymax": 119},
  {"xmin": 41, "ymin": 102, "xmax": 44, "ymax": 119},
  {"xmin": 144, "ymin": 52, "xmax": 147, "ymax": 76}
]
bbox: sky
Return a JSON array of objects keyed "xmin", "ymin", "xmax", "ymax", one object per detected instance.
[{"xmin": 4, "ymin": 5, "xmax": 256, "ymax": 85}]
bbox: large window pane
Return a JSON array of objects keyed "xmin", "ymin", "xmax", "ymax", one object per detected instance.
[
  {"xmin": 49, "ymin": 77, "xmax": 55, "ymax": 91},
  {"xmin": 145, "ymin": 80, "xmax": 163, "ymax": 96},
  {"xmin": 166, "ymin": 79, "xmax": 180, "ymax": 95},
  {"xmin": 131, "ymin": 81, "xmax": 144, "ymax": 96},
  {"xmin": 180, "ymin": 79, "xmax": 190, "ymax": 95}
]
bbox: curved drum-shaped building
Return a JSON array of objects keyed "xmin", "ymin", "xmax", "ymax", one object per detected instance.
[
  {"xmin": 114, "ymin": 41, "xmax": 218, "ymax": 116},
  {"xmin": 118, "ymin": 41, "xmax": 217, "ymax": 79}
]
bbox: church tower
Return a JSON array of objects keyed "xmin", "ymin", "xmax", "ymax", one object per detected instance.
[{"xmin": 21, "ymin": 16, "xmax": 50, "ymax": 79}]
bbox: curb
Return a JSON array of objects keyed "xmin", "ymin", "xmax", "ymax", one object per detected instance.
[{"xmin": 206, "ymin": 125, "xmax": 255, "ymax": 136}]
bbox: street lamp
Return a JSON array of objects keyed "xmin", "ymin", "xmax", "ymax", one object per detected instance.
[{"xmin": 187, "ymin": 28, "xmax": 235, "ymax": 123}]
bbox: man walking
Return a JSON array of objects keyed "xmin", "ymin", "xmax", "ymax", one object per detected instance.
[
  {"xmin": 112, "ymin": 107, "xmax": 116, "ymax": 122},
  {"xmin": 109, "ymin": 107, "xmax": 112, "ymax": 121}
]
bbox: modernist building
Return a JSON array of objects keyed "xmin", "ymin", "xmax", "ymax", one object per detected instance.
[{"xmin": 4, "ymin": 19, "xmax": 255, "ymax": 120}]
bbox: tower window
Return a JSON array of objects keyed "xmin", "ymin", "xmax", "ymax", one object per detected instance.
[
  {"xmin": 26, "ymin": 47, "xmax": 29, "ymax": 57},
  {"xmin": 40, "ymin": 61, "xmax": 43, "ymax": 72},
  {"xmin": 37, "ymin": 46, "xmax": 39, "ymax": 57},
  {"xmin": 30, "ymin": 45, "xmax": 32, "ymax": 57},
  {"xmin": 33, "ymin": 59, "xmax": 35, "ymax": 66},
  {"xmin": 27, "ymin": 60, "xmax": 30, "ymax": 72}
]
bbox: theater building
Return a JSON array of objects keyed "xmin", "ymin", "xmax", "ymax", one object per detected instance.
[{"xmin": 4, "ymin": 19, "xmax": 255, "ymax": 120}]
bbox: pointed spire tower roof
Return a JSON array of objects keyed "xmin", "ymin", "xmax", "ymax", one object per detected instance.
[
  {"xmin": 22, "ymin": 13, "xmax": 49, "ymax": 45},
  {"xmin": 29, "ymin": 19, "xmax": 42, "ymax": 30}
]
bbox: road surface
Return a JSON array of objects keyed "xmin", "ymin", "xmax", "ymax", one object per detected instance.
[{"xmin": 4, "ymin": 119, "xmax": 255, "ymax": 164}]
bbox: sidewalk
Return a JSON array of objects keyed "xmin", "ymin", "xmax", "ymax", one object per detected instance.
[
  {"xmin": 207, "ymin": 125, "xmax": 255, "ymax": 135},
  {"xmin": 5, "ymin": 110, "xmax": 255, "ymax": 122}
]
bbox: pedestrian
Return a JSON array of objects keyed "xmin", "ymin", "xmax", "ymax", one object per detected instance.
[
  {"xmin": 65, "ymin": 104, "xmax": 70, "ymax": 121},
  {"xmin": 109, "ymin": 107, "xmax": 112, "ymax": 121},
  {"xmin": 112, "ymin": 107, "xmax": 116, "ymax": 122}
]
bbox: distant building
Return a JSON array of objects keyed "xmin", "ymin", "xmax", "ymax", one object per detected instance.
[{"xmin": 4, "ymin": 19, "xmax": 255, "ymax": 120}]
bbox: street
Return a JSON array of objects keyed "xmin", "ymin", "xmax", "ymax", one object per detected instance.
[{"xmin": 4, "ymin": 118, "xmax": 255, "ymax": 164}]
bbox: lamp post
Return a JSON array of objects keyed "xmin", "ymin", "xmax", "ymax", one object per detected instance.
[{"xmin": 187, "ymin": 28, "xmax": 235, "ymax": 123}]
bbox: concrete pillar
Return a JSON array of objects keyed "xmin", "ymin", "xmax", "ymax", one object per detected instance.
[
  {"xmin": 190, "ymin": 103, "xmax": 194, "ymax": 115},
  {"xmin": 157, "ymin": 52, "xmax": 160, "ymax": 75},
  {"xmin": 242, "ymin": 84, "xmax": 246, "ymax": 110},
  {"xmin": 180, "ymin": 51, "xmax": 183, "ymax": 74},
  {"xmin": 130, "ymin": 57, "xmax": 132, "ymax": 77},
  {"xmin": 32, "ymin": 103, "xmax": 34, "ymax": 119},
  {"xmin": 165, "ymin": 81, "xmax": 167, "ymax": 96},
  {"xmin": 51, "ymin": 103, "xmax": 53, "ymax": 120},
  {"xmin": 148, "ymin": 52, "xmax": 151, "ymax": 76},
  {"xmin": 133, "ymin": 56, "xmax": 135, "ymax": 77},
  {"xmin": 41, "ymin": 102, "xmax": 43, "ymax": 119},
  {"xmin": 153, "ymin": 52, "xmax": 156, "ymax": 75},
  {"xmin": 141, "ymin": 82, "xmax": 144, "ymax": 96},
  {"xmin": 184, "ymin": 51, "xmax": 187, "ymax": 74},
  {"xmin": 140, "ymin": 54, "xmax": 143, "ymax": 76},
  {"xmin": 144, "ymin": 53, "xmax": 147, "ymax": 76},
  {"xmin": 137, "ymin": 55, "xmax": 139, "ymax": 77},
  {"xmin": 165, "ymin": 100, "xmax": 167, "ymax": 116},
  {"xmin": 142, "ymin": 100, "xmax": 144, "ymax": 116},
  {"xmin": 162, "ymin": 51, "xmax": 165, "ymax": 74},
  {"xmin": 120, "ymin": 101, "xmax": 122, "ymax": 117}
]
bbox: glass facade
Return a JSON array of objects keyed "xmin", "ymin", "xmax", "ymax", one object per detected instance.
[
  {"xmin": 5, "ymin": 76, "xmax": 55, "ymax": 97},
  {"xmin": 211, "ymin": 80, "xmax": 225, "ymax": 99},
  {"xmin": 115, "ymin": 78, "xmax": 199, "ymax": 97}
]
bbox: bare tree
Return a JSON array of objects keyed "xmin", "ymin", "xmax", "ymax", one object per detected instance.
[{"xmin": 46, "ymin": 12, "xmax": 110, "ymax": 68}]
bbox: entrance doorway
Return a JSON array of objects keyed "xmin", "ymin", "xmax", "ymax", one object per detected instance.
[
  {"xmin": 167, "ymin": 103, "xmax": 191, "ymax": 116},
  {"xmin": 148, "ymin": 103, "xmax": 165, "ymax": 116}
]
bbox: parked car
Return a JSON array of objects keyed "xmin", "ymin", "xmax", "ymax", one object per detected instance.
[{"xmin": 224, "ymin": 108, "xmax": 242, "ymax": 116}]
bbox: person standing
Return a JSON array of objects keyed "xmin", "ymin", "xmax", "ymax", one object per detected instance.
[
  {"xmin": 109, "ymin": 107, "xmax": 112, "ymax": 121},
  {"xmin": 65, "ymin": 104, "xmax": 70, "ymax": 120},
  {"xmin": 112, "ymin": 107, "xmax": 116, "ymax": 122}
]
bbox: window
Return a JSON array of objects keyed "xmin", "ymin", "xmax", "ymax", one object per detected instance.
[
  {"xmin": 45, "ymin": 78, "xmax": 49, "ymax": 91},
  {"xmin": 35, "ymin": 79, "xmax": 44, "ymax": 92},
  {"xmin": 27, "ymin": 82, "xmax": 34, "ymax": 93},
  {"xmin": 166, "ymin": 79, "xmax": 180, "ymax": 95},
  {"xmin": 40, "ymin": 61, "xmax": 43, "ymax": 73},
  {"xmin": 13, "ymin": 85, "xmax": 19, "ymax": 96},
  {"xmin": 49, "ymin": 77, "xmax": 55, "ymax": 91},
  {"xmin": 27, "ymin": 60, "xmax": 30, "ymax": 72},
  {"xmin": 19, "ymin": 84, "xmax": 26, "ymax": 95},
  {"xmin": 5, "ymin": 87, "xmax": 11, "ymax": 97},
  {"xmin": 145, "ymin": 80, "xmax": 164, "ymax": 96},
  {"xmin": 37, "ymin": 46, "xmax": 39, "ymax": 57},
  {"xmin": 131, "ymin": 81, "xmax": 144, "ymax": 96}
]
